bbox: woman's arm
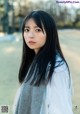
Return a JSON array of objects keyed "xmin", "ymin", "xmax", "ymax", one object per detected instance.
[{"xmin": 46, "ymin": 64, "xmax": 73, "ymax": 114}]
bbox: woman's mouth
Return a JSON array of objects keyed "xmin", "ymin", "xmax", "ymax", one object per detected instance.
[{"xmin": 28, "ymin": 41, "xmax": 36, "ymax": 45}]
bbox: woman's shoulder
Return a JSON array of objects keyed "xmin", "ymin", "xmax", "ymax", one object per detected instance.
[
  {"xmin": 46, "ymin": 53, "xmax": 69, "ymax": 77},
  {"xmin": 50, "ymin": 54, "xmax": 71, "ymax": 88},
  {"xmin": 54, "ymin": 54, "xmax": 68, "ymax": 72}
]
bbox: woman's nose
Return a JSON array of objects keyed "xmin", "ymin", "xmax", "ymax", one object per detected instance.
[{"xmin": 28, "ymin": 31, "xmax": 34, "ymax": 38}]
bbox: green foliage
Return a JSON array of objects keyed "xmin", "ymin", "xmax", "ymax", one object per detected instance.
[
  {"xmin": 57, "ymin": 21, "xmax": 64, "ymax": 28},
  {"xmin": 57, "ymin": 21, "xmax": 73, "ymax": 28},
  {"xmin": 75, "ymin": 21, "xmax": 80, "ymax": 29}
]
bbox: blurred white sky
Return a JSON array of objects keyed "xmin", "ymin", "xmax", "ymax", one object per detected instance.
[
  {"xmin": 28, "ymin": 0, "xmax": 80, "ymax": 9},
  {"xmin": 56, "ymin": 0, "xmax": 80, "ymax": 8},
  {"xmin": 13, "ymin": 0, "xmax": 80, "ymax": 9}
]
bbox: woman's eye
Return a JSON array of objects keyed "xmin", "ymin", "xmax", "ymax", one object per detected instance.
[
  {"xmin": 24, "ymin": 28, "xmax": 29, "ymax": 32},
  {"xmin": 35, "ymin": 29, "xmax": 42, "ymax": 32}
]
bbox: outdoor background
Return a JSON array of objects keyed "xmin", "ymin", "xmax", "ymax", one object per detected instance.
[{"xmin": 0, "ymin": 0, "xmax": 80, "ymax": 114}]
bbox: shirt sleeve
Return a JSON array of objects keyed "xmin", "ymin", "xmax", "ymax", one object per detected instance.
[{"xmin": 46, "ymin": 64, "xmax": 73, "ymax": 114}]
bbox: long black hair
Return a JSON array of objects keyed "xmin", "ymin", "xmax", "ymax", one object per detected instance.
[{"xmin": 18, "ymin": 10, "xmax": 70, "ymax": 86}]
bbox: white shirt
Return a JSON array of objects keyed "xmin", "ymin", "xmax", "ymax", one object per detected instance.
[
  {"xmin": 13, "ymin": 57, "xmax": 73, "ymax": 114},
  {"xmin": 40, "ymin": 62, "xmax": 73, "ymax": 114}
]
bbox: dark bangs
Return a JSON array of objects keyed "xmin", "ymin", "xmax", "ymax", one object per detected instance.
[{"xmin": 22, "ymin": 12, "xmax": 44, "ymax": 34}]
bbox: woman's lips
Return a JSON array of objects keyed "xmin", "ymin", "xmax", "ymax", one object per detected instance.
[{"xmin": 28, "ymin": 41, "xmax": 36, "ymax": 44}]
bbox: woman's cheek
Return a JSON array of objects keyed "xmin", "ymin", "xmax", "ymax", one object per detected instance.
[
  {"xmin": 24, "ymin": 34, "xmax": 27, "ymax": 41},
  {"xmin": 23, "ymin": 33, "xmax": 26, "ymax": 39},
  {"xmin": 23, "ymin": 34, "xmax": 27, "ymax": 43}
]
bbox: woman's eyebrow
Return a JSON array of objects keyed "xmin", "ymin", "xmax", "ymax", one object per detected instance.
[
  {"xmin": 24, "ymin": 26, "xmax": 30, "ymax": 28},
  {"xmin": 34, "ymin": 26, "xmax": 39, "ymax": 28},
  {"xmin": 24, "ymin": 25, "xmax": 39, "ymax": 28}
]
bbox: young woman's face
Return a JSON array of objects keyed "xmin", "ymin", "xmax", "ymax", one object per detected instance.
[{"xmin": 23, "ymin": 18, "xmax": 46, "ymax": 54}]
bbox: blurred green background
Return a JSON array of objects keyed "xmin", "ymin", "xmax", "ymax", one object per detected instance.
[
  {"xmin": 0, "ymin": 0, "xmax": 80, "ymax": 114},
  {"xmin": 0, "ymin": 0, "xmax": 80, "ymax": 33}
]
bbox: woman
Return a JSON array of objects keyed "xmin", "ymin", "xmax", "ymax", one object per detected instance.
[{"xmin": 13, "ymin": 10, "xmax": 73, "ymax": 114}]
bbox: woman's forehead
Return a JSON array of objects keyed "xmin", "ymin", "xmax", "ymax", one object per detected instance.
[
  {"xmin": 24, "ymin": 18, "xmax": 45, "ymax": 30},
  {"xmin": 25, "ymin": 18, "xmax": 37, "ymax": 26}
]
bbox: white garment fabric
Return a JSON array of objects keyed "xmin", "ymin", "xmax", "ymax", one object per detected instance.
[
  {"xmin": 13, "ymin": 56, "xmax": 73, "ymax": 114},
  {"xmin": 40, "ymin": 62, "xmax": 73, "ymax": 114}
]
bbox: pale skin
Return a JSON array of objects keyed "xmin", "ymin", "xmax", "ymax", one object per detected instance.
[{"xmin": 23, "ymin": 19, "xmax": 46, "ymax": 54}]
